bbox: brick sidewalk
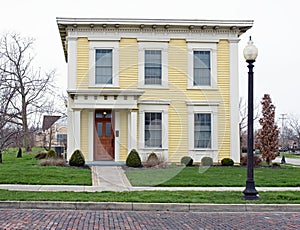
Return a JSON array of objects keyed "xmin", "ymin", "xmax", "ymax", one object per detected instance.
[{"xmin": 0, "ymin": 209, "xmax": 299, "ymax": 229}]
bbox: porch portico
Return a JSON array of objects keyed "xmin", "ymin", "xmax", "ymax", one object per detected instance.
[{"xmin": 67, "ymin": 89, "xmax": 144, "ymax": 163}]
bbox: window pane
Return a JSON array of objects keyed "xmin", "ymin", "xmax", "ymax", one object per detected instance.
[
  {"xmin": 106, "ymin": 122, "xmax": 111, "ymax": 137},
  {"xmin": 193, "ymin": 51, "xmax": 211, "ymax": 86},
  {"xmin": 95, "ymin": 49, "xmax": 112, "ymax": 84},
  {"xmin": 145, "ymin": 50, "xmax": 162, "ymax": 85},
  {"xmin": 97, "ymin": 122, "xmax": 103, "ymax": 137},
  {"xmin": 194, "ymin": 113, "xmax": 211, "ymax": 148},
  {"xmin": 145, "ymin": 112, "xmax": 162, "ymax": 148}
]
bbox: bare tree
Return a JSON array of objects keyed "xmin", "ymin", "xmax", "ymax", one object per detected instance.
[
  {"xmin": 239, "ymin": 97, "xmax": 260, "ymax": 158},
  {"xmin": 287, "ymin": 114, "xmax": 300, "ymax": 148},
  {"xmin": 0, "ymin": 33, "xmax": 55, "ymax": 152},
  {"xmin": 255, "ymin": 94, "xmax": 279, "ymax": 166}
]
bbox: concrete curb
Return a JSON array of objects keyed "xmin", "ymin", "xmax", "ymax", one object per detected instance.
[{"xmin": 0, "ymin": 201, "xmax": 299, "ymax": 212}]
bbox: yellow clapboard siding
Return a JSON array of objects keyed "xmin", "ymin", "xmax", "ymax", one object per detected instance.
[
  {"xmin": 76, "ymin": 38, "xmax": 89, "ymax": 89},
  {"xmin": 217, "ymin": 40, "xmax": 231, "ymax": 161},
  {"xmin": 80, "ymin": 110, "xmax": 89, "ymax": 160},
  {"xmin": 119, "ymin": 38, "xmax": 138, "ymax": 89},
  {"xmin": 119, "ymin": 110, "xmax": 128, "ymax": 161},
  {"xmin": 167, "ymin": 39, "xmax": 189, "ymax": 162}
]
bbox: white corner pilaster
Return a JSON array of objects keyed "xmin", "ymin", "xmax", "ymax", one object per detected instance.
[
  {"xmin": 67, "ymin": 107, "xmax": 74, "ymax": 160},
  {"xmin": 67, "ymin": 37, "xmax": 77, "ymax": 89},
  {"xmin": 229, "ymin": 39, "xmax": 240, "ymax": 163}
]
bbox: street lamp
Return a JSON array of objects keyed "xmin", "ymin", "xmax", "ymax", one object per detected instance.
[{"xmin": 243, "ymin": 36, "xmax": 259, "ymax": 200}]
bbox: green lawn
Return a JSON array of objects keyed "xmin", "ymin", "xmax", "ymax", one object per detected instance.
[
  {"xmin": 125, "ymin": 165, "xmax": 300, "ymax": 187},
  {"xmin": 0, "ymin": 151, "xmax": 91, "ymax": 185},
  {"xmin": 282, "ymin": 153, "xmax": 300, "ymax": 158},
  {"xmin": 0, "ymin": 190, "xmax": 299, "ymax": 204}
]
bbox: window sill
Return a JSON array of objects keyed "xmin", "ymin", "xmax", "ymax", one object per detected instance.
[{"xmin": 187, "ymin": 86, "xmax": 218, "ymax": 90}]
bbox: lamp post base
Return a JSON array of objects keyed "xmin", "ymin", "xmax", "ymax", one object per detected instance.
[{"xmin": 243, "ymin": 181, "xmax": 259, "ymax": 200}]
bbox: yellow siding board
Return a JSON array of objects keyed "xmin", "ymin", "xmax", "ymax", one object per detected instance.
[
  {"xmin": 76, "ymin": 38, "xmax": 89, "ymax": 89},
  {"xmin": 217, "ymin": 40, "xmax": 231, "ymax": 161},
  {"xmin": 119, "ymin": 38, "xmax": 138, "ymax": 89},
  {"xmin": 80, "ymin": 110, "xmax": 89, "ymax": 160},
  {"xmin": 119, "ymin": 110, "xmax": 128, "ymax": 161}
]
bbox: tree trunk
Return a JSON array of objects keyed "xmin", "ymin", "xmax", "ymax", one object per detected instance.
[
  {"xmin": 22, "ymin": 96, "xmax": 32, "ymax": 152},
  {"xmin": 0, "ymin": 150, "xmax": 2, "ymax": 163}
]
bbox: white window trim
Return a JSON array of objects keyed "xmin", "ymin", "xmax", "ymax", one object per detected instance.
[
  {"xmin": 187, "ymin": 42, "xmax": 217, "ymax": 89},
  {"xmin": 138, "ymin": 102, "xmax": 169, "ymax": 150},
  {"xmin": 187, "ymin": 101, "xmax": 219, "ymax": 152},
  {"xmin": 138, "ymin": 42, "xmax": 168, "ymax": 88},
  {"xmin": 89, "ymin": 41, "xmax": 119, "ymax": 88}
]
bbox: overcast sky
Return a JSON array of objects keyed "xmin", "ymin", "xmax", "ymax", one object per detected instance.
[{"xmin": 1, "ymin": 0, "xmax": 299, "ymax": 123}]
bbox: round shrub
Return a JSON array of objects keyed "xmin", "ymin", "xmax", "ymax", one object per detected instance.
[
  {"xmin": 126, "ymin": 149, "xmax": 142, "ymax": 167},
  {"xmin": 146, "ymin": 152, "xmax": 159, "ymax": 167},
  {"xmin": 181, "ymin": 156, "xmax": 193, "ymax": 166},
  {"xmin": 221, "ymin": 158, "xmax": 234, "ymax": 166},
  {"xmin": 69, "ymin": 149, "xmax": 85, "ymax": 167},
  {"xmin": 201, "ymin": 156, "xmax": 213, "ymax": 166},
  {"xmin": 46, "ymin": 149, "xmax": 57, "ymax": 159}
]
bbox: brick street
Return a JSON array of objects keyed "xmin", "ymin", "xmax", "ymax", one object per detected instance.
[{"xmin": 0, "ymin": 209, "xmax": 299, "ymax": 229}]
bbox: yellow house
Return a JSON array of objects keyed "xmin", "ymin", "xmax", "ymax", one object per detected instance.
[{"xmin": 57, "ymin": 18, "xmax": 252, "ymax": 164}]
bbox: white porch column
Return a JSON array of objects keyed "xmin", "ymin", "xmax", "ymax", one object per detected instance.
[
  {"xmin": 73, "ymin": 110, "xmax": 81, "ymax": 150},
  {"xmin": 128, "ymin": 109, "xmax": 138, "ymax": 151},
  {"xmin": 229, "ymin": 39, "xmax": 240, "ymax": 163},
  {"xmin": 88, "ymin": 110, "xmax": 94, "ymax": 161},
  {"xmin": 114, "ymin": 111, "xmax": 120, "ymax": 161},
  {"xmin": 67, "ymin": 108, "xmax": 74, "ymax": 160}
]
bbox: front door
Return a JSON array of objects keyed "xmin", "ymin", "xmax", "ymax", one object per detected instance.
[{"xmin": 94, "ymin": 110, "xmax": 114, "ymax": 161}]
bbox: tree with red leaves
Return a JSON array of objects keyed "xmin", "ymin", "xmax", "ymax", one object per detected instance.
[{"xmin": 255, "ymin": 94, "xmax": 279, "ymax": 166}]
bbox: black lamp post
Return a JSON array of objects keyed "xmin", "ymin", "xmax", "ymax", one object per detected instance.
[{"xmin": 243, "ymin": 36, "xmax": 259, "ymax": 200}]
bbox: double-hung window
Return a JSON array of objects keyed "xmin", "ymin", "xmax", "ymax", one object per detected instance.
[
  {"xmin": 144, "ymin": 112, "xmax": 162, "ymax": 148},
  {"xmin": 194, "ymin": 113, "xmax": 211, "ymax": 148},
  {"xmin": 187, "ymin": 42, "xmax": 217, "ymax": 89},
  {"xmin": 138, "ymin": 42, "xmax": 168, "ymax": 88},
  {"xmin": 89, "ymin": 41, "xmax": 119, "ymax": 87},
  {"xmin": 144, "ymin": 50, "xmax": 162, "ymax": 85},
  {"xmin": 193, "ymin": 51, "xmax": 211, "ymax": 86},
  {"xmin": 95, "ymin": 49, "xmax": 113, "ymax": 84}
]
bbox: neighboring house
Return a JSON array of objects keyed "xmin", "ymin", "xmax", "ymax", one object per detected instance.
[
  {"xmin": 57, "ymin": 18, "xmax": 252, "ymax": 164},
  {"xmin": 34, "ymin": 115, "xmax": 67, "ymax": 154}
]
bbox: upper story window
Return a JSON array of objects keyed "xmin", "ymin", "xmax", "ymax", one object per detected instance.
[
  {"xmin": 95, "ymin": 49, "xmax": 113, "ymax": 84},
  {"xmin": 138, "ymin": 42, "xmax": 168, "ymax": 88},
  {"xmin": 89, "ymin": 41, "xmax": 119, "ymax": 88},
  {"xmin": 145, "ymin": 50, "xmax": 162, "ymax": 85},
  {"xmin": 187, "ymin": 42, "xmax": 217, "ymax": 89},
  {"xmin": 193, "ymin": 51, "xmax": 211, "ymax": 86}
]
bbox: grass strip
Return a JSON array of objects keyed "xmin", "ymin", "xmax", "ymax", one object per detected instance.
[{"xmin": 0, "ymin": 190, "xmax": 299, "ymax": 204}]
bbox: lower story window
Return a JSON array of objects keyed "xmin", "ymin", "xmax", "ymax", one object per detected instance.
[
  {"xmin": 145, "ymin": 112, "xmax": 162, "ymax": 148},
  {"xmin": 194, "ymin": 113, "xmax": 211, "ymax": 148}
]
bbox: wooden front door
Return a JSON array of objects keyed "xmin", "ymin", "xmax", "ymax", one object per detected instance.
[{"xmin": 94, "ymin": 110, "xmax": 114, "ymax": 161}]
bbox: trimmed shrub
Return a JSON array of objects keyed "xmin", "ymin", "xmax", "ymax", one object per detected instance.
[
  {"xmin": 35, "ymin": 152, "xmax": 47, "ymax": 159},
  {"xmin": 39, "ymin": 158, "xmax": 67, "ymax": 167},
  {"xmin": 126, "ymin": 149, "xmax": 142, "ymax": 167},
  {"xmin": 69, "ymin": 149, "xmax": 85, "ymax": 167},
  {"xmin": 181, "ymin": 156, "xmax": 193, "ymax": 166},
  {"xmin": 201, "ymin": 156, "xmax": 213, "ymax": 166},
  {"xmin": 145, "ymin": 152, "xmax": 160, "ymax": 167},
  {"xmin": 46, "ymin": 149, "xmax": 58, "ymax": 159},
  {"xmin": 272, "ymin": 162, "xmax": 281, "ymax": 168},
  {"xmin": 221, "ymin": 158, "xmax": 234, "ymax": 166},
  {"xmin": 240, "ymin": 155, "xmax": 262, "ymax": 167}
]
